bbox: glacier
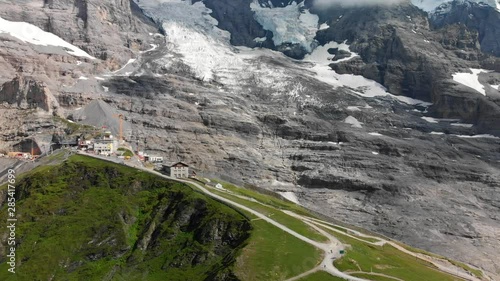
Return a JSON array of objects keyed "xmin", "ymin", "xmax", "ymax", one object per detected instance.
[{"xmin": 250, "ymin": 1, "xmax": 319, "ymax": 52}]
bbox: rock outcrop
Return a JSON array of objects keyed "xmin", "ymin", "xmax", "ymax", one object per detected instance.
[
  {"xmin": 430, "ymin": 0, "xmax": 500, "ymax": 57},
  {"xmin": 0, "ymin": 76, "xmax": 58, "ymax": 112}
]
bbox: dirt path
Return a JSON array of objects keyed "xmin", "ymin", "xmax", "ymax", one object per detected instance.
[
  {"xmin": 110, "ymin": 159, "xmax": 370, "ymax": 281},
  {"xmin": 347, "ymin": 271, "xmax": 405, "ymax": 281},
  {"xmin": 293, "ymin": 213, "xmax": 484, "ymax": 281},
  {"xmin": 79, "ymin": 152, "xmax": 483, "ymax": 281}
]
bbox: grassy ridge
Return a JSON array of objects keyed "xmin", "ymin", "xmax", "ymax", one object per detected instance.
[
  {"xmin": 206, "ymin": 186, "xmax": 328, "ymax": 242},
  {"xmin": 211, "ymin": 180, "xmax": 315, "ymax": 217},
  {"xmin": 0, "ymin": 155, "xmax": 250, "ymax": 280},
  {"xmin": 323, "ymin": 227, "xmax": 458, "ymax": 281},
  {"xmin": 234, "ymin": 212, "xmax": 322, "ymax": 281}
]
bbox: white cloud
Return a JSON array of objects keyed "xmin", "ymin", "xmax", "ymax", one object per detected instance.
[{"xmin": 314, "ymin": 0, "xmax": 405, "ymax": 7}]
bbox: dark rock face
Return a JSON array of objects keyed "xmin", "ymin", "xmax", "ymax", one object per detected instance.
[
  {"xmin": 314, "ymin": 3, "xmax": 445, "ymax": 102},
  {"xmin": 201, "ymin": 0, "xmax": 272, "ymax": 48},
  {"xmin": 257, "ymin": 0, "xmax": 300, "ymax": 8},
  {"xmin": 430, "ymin": 0, "xmax": 500, "ymax": 57},
  {"xmin": 308, "ymin": 2, "xmax": 500, "ymax": 135}
]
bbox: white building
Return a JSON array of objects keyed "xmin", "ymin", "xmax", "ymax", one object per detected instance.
[
  {"xmin": 93, "ymin": 139, "xmax": 118, "ymax": 155},
  {"xmin": 163, "ymin": 162, "xmax": 189, "ymax": 178},
  {"xmin": 148, "ymin": 156, "xmax": 164, "ymax": 163}
]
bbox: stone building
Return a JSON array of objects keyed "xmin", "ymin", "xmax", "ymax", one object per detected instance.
[{"xmin": 163, "ymin": 162, "xmax": 189, "ymax": 178}]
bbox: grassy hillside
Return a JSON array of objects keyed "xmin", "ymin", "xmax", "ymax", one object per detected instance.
[
  {"xmin": 298, "ymin": 271, "xmax": 347, "ymax": 281},
  {"xmin": 0, "ymin": 155, "xmax": 251, "ymax": 281},
  {"xmin": 0, "ymin": 154, "xmax": 478, "ymax": 281},
  {"xmin": 325, "ymin": 227, "xmax": 459, "ymax": 281},
  {"xmin": 234, "ymin": 212, "xmax": 322, "ymax": 281},
  {"xmin": 204, "ymin": 180, "xmax": 473, "ymax": 281}
]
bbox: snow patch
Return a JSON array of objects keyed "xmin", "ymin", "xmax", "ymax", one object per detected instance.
[
  {"xmin": 491, "ymin": 84, "xmax": 500, "ymax": 90},
  {"xmin": 305, "ymin": 41, "xmax": 358, "ymax": 64},
  {"xmin": 253, "ymin": 36, "xmax": 266, "ymax": 43},
  {"xmin": 452, "ymin": 68, "xmax": 490, "ymax": 96},
  {"xmin": 319, "ymin": 22, "xmax": 330, "ymax": 30},
  {"xmin": 455, "ymin": 134, "xmax": 500, "ymax": 139},
  {"xmin": 0, "ymin": 16, "xmax": 95, "ymax": 59},
  {"xmin": 344, "ymin": 116, "xmax": 363, "ymax": 128},
  {"xmin": 78, "ymin": 76, "xmax": 88, "ymax": 80},
  {"xmin": 369, "ymin": 132, "xmax": 383, "ymax": 136},
  {"xmin": 141, "ymin": 44, "xmax": 158, "ymax": 53},
  {"xmin": 346, "ymin": 106, "xmax": 362, "ymax": 111},
  {"xmin": 278, "ymin": 192, "xmax": 300, "ymax": 205},
  {"xmin": 94, "ymin": 76, "xmax": 105, "ymax": 81},
  {"xmin": 421, "ymin": 116, "xmax": 439, "ymax": 123},
  {"xmin": 113, "ymin": 59, "xmax": 136, "ymax": 74},
  {"xmin": 430, "ymin": 131, "xmax": 445, "ymax": 135},
  {"xmin": 304, "ymin": 41, "xmax": 432, "ymax": 106},
  {"xmin": 413, "ymin": 0, "xmax": 500, "ymax": 12},
  {"xmin": 451, "ymin": 123, "xmax": 474, "ymax": 128},
  {"xmin": 371, "ymin": 151, "xmax": 379, "ymax": 155}
]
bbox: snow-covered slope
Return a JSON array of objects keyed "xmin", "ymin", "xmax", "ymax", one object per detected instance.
[
  {"xmin": 411, "ymin": 0, "xmax": 500, "ymax": 12},
  {"xmin": 133, "ymin": 0, "xmax": 434, "ymax": 107},
  {"xmin": 132, "ymin": 0, "xmax": 243, "ymax": 82},
  {"xmin": 303, "ymin": 41, "xmax": 432, "ymax": 106},
  {"xmin": 0, "ymin": 16, "xmax": 95, "ymax": 59},
  {"xmin": 452, "ymin": 68, "xmax": 490, "ymax": 95}
]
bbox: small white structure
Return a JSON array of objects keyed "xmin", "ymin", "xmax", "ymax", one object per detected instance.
[
  {"xmin": 93, "ymin": 138, "xmax": 118, "ymax": 155},
  {"xmin": 148, "ymin": 156, "xmax": 164, "ymax": 163},
  {"xmin": 207, "ymin": 182, "xmax": 223, "ymax": 189},
  {"xmin": 163, "ymin": 162, "xmax": 189, "ymax": 178}
]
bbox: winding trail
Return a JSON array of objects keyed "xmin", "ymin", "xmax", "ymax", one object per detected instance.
[
  {"xmin": 148, "ymin": 169, "xmax": 369, "ymax": 281},
  {"xmin": 79, "ymin": 152, "xmax": 368, "ymax": 281},
  {"xmin": 77, "ymin": 152, "xmax": 484, "ymax": 281},
  {"xmin": 292, "ymin": 213, "xmax": 484, "ymax": 281}
]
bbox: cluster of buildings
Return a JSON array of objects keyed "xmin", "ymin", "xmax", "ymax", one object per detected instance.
[
  {"xmin": 78, "ymin": 131, "xmax": 119, "ymax": 156},
  {"xmin": 2, "ymin": 129, "xmax": 195, "ymax": 179},
  {"xmin": 1, "ymin": 152, "xmax": 36, "ymax": 160},
  {"xmin": 137, "ymin": 151, "xmax": 163, "ymax": 163}
]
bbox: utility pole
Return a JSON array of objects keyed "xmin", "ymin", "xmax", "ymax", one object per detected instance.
[{"xmin": 114, "ymin": 114, "xmax": 124, "ymax": 143}]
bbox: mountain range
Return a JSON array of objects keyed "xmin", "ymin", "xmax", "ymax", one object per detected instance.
[{"xmin": 0, "ymin": 0, "xmax": 499, "ymax": 278}]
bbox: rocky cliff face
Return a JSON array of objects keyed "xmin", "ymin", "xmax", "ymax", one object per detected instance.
[
  {"xmin": 431, "ymin": 0, "xmax": 500, "ymax": 56},
  {"xmin": 0, "ymin": 0, "xmax": 159, "ymax": 149},
  {"xmin": 311, "ymin": 1, "xmax": 500, "ymax": 135},
  {"xmin": 0, "ymin": 0, "xmax": 158, "ymax": 109},
  {"xmin": 0, "ymin": 0, "xmax": 157, "ymax": 65},
  {"xmin": 0, "ymin": 76, "xmax": 57, "ymax": 112}
]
